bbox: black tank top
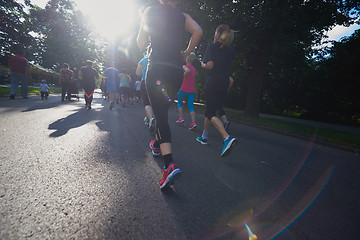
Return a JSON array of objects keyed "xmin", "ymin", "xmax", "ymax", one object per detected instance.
[{"xmin": 145, "ymin": 4, "xmax": 185, "ymax": 68}]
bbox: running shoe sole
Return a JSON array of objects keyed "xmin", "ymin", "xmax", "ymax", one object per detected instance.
[
  {"xmin": 176, "ymin": 119, "xmax": 185, "ymax": 125},
  {"xmin": 189, "ymin": 125, "xmax": 197, "ymax": 130},
  {"xmin": 152, "ymin": 150, "xmax": 161, "ymax": 157},
  {"xmin": 221, "ymin": 138, "xmax": 237, "ymax": 157},
  {"xmin": 196, "ymin": 137, "xmax": 208, "ymax": 145},
  {"xmin": 160, "ymin": 169, "xmax": 182, "ymax": 189}
]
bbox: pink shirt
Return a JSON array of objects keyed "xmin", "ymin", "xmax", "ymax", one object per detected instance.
[{"xmin": 180, "ymin": 64, "xmax": 196, "ymax": 93}]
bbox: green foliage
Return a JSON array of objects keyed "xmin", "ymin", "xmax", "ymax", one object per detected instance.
[
  {"xmin": 28, "ymin": 0, "xmax": 104, "ymax": 72},
  {"xmin": 180, "ymin": 0, "xmax": 360, "ymax": 119},
  {"xmin": 298, "ymin": 30, "xmax": 360, "ymax": 125},
  {"xmin": 0, "ymin": 0, "xmax": 35, "ymax": 64}
]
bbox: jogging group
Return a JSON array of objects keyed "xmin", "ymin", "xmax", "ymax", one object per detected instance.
[
  {"xmin": 61, "ymin": 0, "xmax": 238, "ymax": 190},
  {"xmin": 133, "ymin": 0, "xmax": 238, "ymax": 190}
]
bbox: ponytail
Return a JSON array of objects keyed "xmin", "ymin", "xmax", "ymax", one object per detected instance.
[{"xmin": 216, "ymin": 24, "xmax": 236, "ymax": 48}]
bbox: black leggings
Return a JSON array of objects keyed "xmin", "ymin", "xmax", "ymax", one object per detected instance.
[
  {"xmin": 140, "ymin": 80, "xmax": 151, "ymax": 106},
  {"xmin": 145, "ymin": 63, "xmax": 183, "ymax": 144}
]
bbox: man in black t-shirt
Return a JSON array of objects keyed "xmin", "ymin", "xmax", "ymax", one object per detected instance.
[{"xmin": 79, "ymin": 60, "xmax": 99, "ymax": 110}]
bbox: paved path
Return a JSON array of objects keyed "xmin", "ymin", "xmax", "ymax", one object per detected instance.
[{"xmin": 1, "ymin": 91, "xmax": 359, "ymax": 240}]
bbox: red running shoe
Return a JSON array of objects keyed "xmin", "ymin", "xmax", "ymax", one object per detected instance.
[
  {"xmin": 149, "ymin": 140, "xmax": 161, "ymax": 157},
  {"xmin": 176, "ymin": 117, "xmax": 185, "ymax": 124},
  {"xmin": 160, "ymin": 162, "xmax": 182, "ymax": 189},
  {"xmin": 188, "ymin": 122, "xmax": 197, "ymax": 130}
]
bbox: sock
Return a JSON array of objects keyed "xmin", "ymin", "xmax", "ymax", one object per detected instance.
[
  {"xmin": 163, "ymin": 154, "xmax": 173, "ymax": 169},
  {"xmin": 202, "ymin": 130, "xmax": 208, "ymax": 139}
]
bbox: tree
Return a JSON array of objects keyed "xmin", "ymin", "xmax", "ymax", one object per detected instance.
[
  {"xmin": 0, "ymin": 0, "xmax": 35, "ymax": 64},
  {"xmin": 300, "ymin": 29, "xmax": 360, "ymax": 125},
  {"xmin": 179, "ymin": 0, "xmax": 359, "ymax": 117},
  {"xmin": 28, "ymin": 0, "xmax": 103, "ymax": 72}
]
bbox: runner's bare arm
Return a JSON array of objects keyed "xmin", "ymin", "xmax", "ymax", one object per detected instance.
[
  {"xmin": 183, "ymin": 65, "xmax": 191, "ymax": 76},
  {"xmin": 182, "ymin": 13, "xmax": 202, "ymax": 61},
  {"xmin": 136, "ymin": 63, "xmax": 143, "ymax": 76},
  {"xmin": 201, "ymin": 61, "xmax": 214, "ymax": 70}
]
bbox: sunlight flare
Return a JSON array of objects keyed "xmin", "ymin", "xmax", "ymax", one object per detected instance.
[{"xmin": 84, "ymin": 0, "xmax": 137, "ymax": 41}]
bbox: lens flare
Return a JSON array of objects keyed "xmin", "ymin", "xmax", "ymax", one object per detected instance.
[
  {"xmin": 262, "ymin": 164, "xmax": 335, "ymax": 240},
  {"xmin": 227, "ymin": 209, "xmax": 254, "ymax": 227},
  {"xmin": 245, "ymin": 223, "xmax": 258, "ymax": 240},
  {"xmin": 254, "ymin": 128, "xmax": 319, "ymax": 217}
]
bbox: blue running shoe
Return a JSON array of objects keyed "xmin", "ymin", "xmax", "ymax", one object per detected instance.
[
  {"xmin": 196, "ymin": 136, "xmax": 208, "ymax": 145},
  {"xmin": 221, "ymin": 136, "xmax": 237, "ymax": 157},
  {"xmin": 144, "ymin": 117, "xmax": 149, "ymax": 126}
]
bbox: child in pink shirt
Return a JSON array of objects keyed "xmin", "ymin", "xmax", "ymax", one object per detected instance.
[{"xmin": 176, "ymin": 53, "xmax": 197, "ymax": 130}]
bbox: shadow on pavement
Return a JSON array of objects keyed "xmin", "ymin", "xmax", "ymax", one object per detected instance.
[{"xmin": 48, "ymin": 107, "xmax": 92, "ymax": 137}]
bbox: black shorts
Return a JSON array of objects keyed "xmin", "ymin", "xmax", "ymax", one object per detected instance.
[{"xmin": 205, "ymin": 88, "xmax": 227, "ymax": 120}]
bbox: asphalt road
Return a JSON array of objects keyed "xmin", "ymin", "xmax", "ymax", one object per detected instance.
[{"xmin": 1, "ymin": 91, "xmax": 359, "ymax": 240}]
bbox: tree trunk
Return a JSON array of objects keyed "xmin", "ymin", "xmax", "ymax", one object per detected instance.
[{"xmin": 244, "ymin": 40, "xmax": 273, "ymax": 118}]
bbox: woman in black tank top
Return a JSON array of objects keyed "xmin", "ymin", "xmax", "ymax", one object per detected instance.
[{"xmin": 137, "ymin": 0, "xmax": 202, "ymax": 189}]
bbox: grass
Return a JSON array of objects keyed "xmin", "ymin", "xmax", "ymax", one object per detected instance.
[
  {"xmin": 0, "ymin": 86, "xmax": 62, "ymax": 95},
  {"xmin": 194, "ymin": 104, "xmax": 360, "ymax": 150}
]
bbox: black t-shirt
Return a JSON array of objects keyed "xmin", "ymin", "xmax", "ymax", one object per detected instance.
[
  {"xmin": 80, "ymin": 66, "xmax": 98, "ymax": 89},
  {"xmin": 203, "ymin": 41, "xmax": 234, "ymax": 91},
  {"xmin": 144, "ymin": 4, "xmax": 185, "ymax": 68}
]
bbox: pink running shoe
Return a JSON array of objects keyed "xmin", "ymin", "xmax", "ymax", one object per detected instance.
[
  {"xmin": 149, "ymin": 140, "xmax": 161, "ymax": 156},
  {"xmin": 176, "ymin": 117, "xmax": 185, "ymax": 124},
  {"xmin": 189, "ymin": 122, "xmax": 197, "ymax": 130},
  {"xmin": 160, "ymin": 162, "xmax": 182, "ymax": 189}
]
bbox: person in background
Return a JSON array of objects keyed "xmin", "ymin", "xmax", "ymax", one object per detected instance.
[
  {"xmin": 100, "ymin": 77, "xmax": 108, "ymax": 100},
  {"xmin": 217, "ymin": 76, "xmax": 234, "ymax": 132},
  {"xmin": 196, "ymin": 24, "xmax": 237, "ymax": 157},
  {"xmin": 9, "ymin": 46, "xmax": 31, "ymax": 99},
  {"xmin": 176, "ymin": 52, "xmax": 197, "ymax": 130},
  {"xmin": 104, "ymin": 63, "xmax": 120, "ymax": 109},
  {"xmin": 40, "ymin": 79, "xmax": 50, "ymax": 100},
  {"xmin": 119, "ymin": 69, "xmax": 131, "ymax": 107},
  {"xmin": 137, "ymin": 0, "xmax": 202, "ymax": 189},
  {"xmin": 79, "ymin": 60, "xmax": 99, "ymax": 110},
  {"xmin": 59, "ymin": 63, "xmax": 74, "ymax": 101},
  {"xmin": 135, "ymin": 78, "xmax": 141, "ymax": 103},
  {"xmin": 128, "ymin": 75, "xmax": 136, "ymax": 105},
  {"xmin": 136, "ymin": 50, "xmax": 156, "ymax": 133}
]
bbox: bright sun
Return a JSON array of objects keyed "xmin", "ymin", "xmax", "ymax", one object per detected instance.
[{"xmin": 80, "ymin": 0, "xmax": 137, "ymax": 41}]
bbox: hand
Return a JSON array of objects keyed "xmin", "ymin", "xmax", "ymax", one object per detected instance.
[{"xmin": 181, "ymin": 50, "xmax": 190, "ymax": 63}]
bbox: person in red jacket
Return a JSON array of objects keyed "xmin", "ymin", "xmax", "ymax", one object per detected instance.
[
  {"xmin": 59, "ymin": 63, "xmax": 74, "ymax": 101},
  {"xmin": 8, "ymin": 46, "xmax": 31, "ymax": 99}
]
